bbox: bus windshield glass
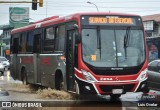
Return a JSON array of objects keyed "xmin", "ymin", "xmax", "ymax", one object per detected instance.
[{"xmin": 82, "ymin": 28, "xmax": 145, "ymax": 67}]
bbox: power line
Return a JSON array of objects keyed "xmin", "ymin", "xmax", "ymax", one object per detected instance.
[
  {"xmin": 0, "ymin": 1, "xmax": 159, "ymax": 9},
  {"xmin": 45, "ymin": 4, "xmax": 160, "ymax": 9},
  {"xmin": 45, "ymin": 1, "xmax": 160, "ymax": 3}
]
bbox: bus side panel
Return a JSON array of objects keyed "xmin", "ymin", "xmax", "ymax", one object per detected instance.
[
  {"xmin": 39, "ymin": 54, "xmax": 66, "ymax": 89},
  {"xmin": 40, "ymin": 55, "xmax": 58, "ymax": 88},
  {"xmin": 20, "ymin": 55, "xmax": 35, "ymax": 84},
  {"xmin": 10, "ymin": 54, "xmax": 18, "ymax": 79}
]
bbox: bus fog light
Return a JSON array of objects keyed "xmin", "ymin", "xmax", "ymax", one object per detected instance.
[
  {"xmin": 141, "ymin": 84, "xmax": 146, "ymax": 89},
  {"xmin": 85, "ymin": 86, "xmax": 91, "ymax": 90}
]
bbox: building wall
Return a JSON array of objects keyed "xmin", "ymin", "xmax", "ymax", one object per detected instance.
[{"xmin": 3, "ymin": 29, "xmax": 11, "ymax": 49}]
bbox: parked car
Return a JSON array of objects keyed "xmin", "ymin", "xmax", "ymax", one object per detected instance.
[
  {"xmin": 148, "ymin": 60, "xmax": 160, "ymax": 91},
  {"xmin": 0, "ymin": 62, "xmax": 5, "ymax": 75},
  {"xmin": 0, "ymin": 56, "xmax": 10, "ymax": 70}
]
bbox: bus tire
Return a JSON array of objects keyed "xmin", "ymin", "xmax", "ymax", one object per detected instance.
[
  {"xmin": 143, "ymin": 87, "xmax": 150, "ymax": 93},
  {"xmin": 22, "ymin": 69, "xmax": 28, "ymax": 85},
  {"xmin": 55, "ymin": 72, "xmax": 64, "ymax": 90}
]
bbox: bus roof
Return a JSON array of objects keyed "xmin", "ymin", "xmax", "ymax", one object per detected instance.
[{"xmin": 11, "ymin": 12, "xmax": 140, "ymax": 34}]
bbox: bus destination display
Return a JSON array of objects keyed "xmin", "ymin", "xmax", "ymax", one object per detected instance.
[
  {"xmin": 89, "ymin": 17, "xmax": 133, "ymax": 24},
  {"xmin": 81, "ymin": 16, "xmax": 141, "ymax": 26}
]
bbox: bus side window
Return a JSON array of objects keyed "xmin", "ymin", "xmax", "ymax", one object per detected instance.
[
  {"xmin": 33, "ymin": 34, "xmax": 41, "ymax": 53},
  {"xmin": 19, "ymin": 33, "xmax": 27, "ymax": 53},
  {"xmin": 13, "ymin": 37, "xmax": 19, "ymax": 54},
  {"xmin": 55, "ymin": 25, "xmax": 65, "ymax": 52},
  {"xmin": 43, "ymin": 27, "xmax": 55, "ymax": 53},
  {"xmin": 26, "ymin": 32, "xmax": 33, "ymax": 53}
]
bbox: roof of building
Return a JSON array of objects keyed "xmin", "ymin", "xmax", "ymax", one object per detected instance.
[
  {"xmin": 142, "ymin": 14, "xmax": 160, "ymax": 23},
  {"xmin": 0, "ymin": 24, "xmax": 14, "ymax": 30}
]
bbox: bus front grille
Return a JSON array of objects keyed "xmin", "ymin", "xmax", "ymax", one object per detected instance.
[{"xmin": 99, "ymin": 84, "xmax": 135, "ymax": 93}]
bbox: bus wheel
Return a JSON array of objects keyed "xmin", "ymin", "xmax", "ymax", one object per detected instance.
[
  {"xmin": 22, "ymin": 69, "xmax": 28, "ymax": 85},
  {"xmin": 143, "ymin": 87, "xmax": 150, "ymax": 94},
  {"xmin": 60, "ymin": 79, "xmax": 64, "ymax": 90},
  {"xmin": 110, "ymin": 94, "xmax": 121, "ymax": 100}
]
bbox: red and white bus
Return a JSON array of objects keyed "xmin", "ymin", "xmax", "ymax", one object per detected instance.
[{"xmin": 10, "ymin": 12, "xmax": 148, "ymax": 98}]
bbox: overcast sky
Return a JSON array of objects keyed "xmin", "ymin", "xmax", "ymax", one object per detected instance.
[{"xmin": 0, "ymin": 0, "xmax": 160, "ymax": 33}]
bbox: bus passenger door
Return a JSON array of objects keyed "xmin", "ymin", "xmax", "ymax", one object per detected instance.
[{"xmin": 66, "ymin": 29, "xmax": 76, "ymax": 91}]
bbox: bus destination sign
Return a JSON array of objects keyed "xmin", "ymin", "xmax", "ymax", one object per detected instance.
[
  {"xmin": 89, "ymin": 17, "xmax": 133, "ymax": 24},
  {"xmin": 81, "ymin": 16, "xmax": 141, "ymax": 26}
]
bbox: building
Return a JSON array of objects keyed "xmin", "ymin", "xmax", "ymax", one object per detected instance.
[
  {"xmin": 142, "ymin": 14, "xmax": 160, "ymax": 62},
  {"xmin": 0, "ymin": 24, "xmax": 14, "ymax": 59},
  {"xmin": 142, "ymin": 14, "xmax": 160, "ymax": 37}
]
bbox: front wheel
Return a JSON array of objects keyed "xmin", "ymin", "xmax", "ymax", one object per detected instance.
[
  {"xmin": 143, "ymin": 87, "xmax": 150, "ymax": 94},
  {"xmin": 55, "ymin": 75, "xmax": 64, "ymax": 90}
]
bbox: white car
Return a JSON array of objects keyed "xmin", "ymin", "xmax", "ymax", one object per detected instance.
[
  {"xmin": 0, "ymin": 63, "xmax": 5, "ymax": 75},
  {"xmin": 0, "ymin": 56, "xmax": 10, "ymax": 70}
]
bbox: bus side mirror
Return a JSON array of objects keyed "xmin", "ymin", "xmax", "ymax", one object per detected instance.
[
  {"xmin": 71, "ymin": 24, "xmax": 81, "ymax": 44},
  {"xmin": 75, "ymin": 33, "xmax": 81, "ymax": 44}
]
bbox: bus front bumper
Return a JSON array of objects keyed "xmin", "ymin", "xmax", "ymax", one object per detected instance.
[{"xmin": 76, "ymin": 77, "xmax": 148, "ymax": 95}]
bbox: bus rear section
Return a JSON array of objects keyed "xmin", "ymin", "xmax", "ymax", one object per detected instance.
[{"xmin": 71, "ymin": 14, "xmax": 148, "ymax": 97}]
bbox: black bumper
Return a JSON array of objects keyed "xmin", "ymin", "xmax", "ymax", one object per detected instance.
[{"xmin": 76, "ymin": 78, "xmax": 97, "ymax": 94}]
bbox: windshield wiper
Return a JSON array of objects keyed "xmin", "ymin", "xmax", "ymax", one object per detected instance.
[
  {"xmin": 97, "ymin": 26, "xmax": 102, "ymax": 59},
  {"xmin": 124, "ymin": 27, "xmax": 131, "ymax": 59}
]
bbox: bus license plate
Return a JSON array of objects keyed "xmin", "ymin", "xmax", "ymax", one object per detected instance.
[{"xmin": 112, "ymin": 89, "xmax": 123, "ymax": 94}]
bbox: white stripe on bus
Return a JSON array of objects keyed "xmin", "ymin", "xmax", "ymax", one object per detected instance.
[{"xmin": 17, "ymin": 54, "xmax": 33, "ymax": 56}]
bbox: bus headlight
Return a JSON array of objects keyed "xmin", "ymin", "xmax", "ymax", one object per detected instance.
[
  {"xmin": 81, "ymin": 69, "xmax": 96, "ymax": 82},
  {"xmin": 138, "ymin": 68, "xmax": 148, "ymax": 81}
]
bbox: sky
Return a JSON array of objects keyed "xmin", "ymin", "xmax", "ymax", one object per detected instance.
[{"xmin": 0, "ymin": 0, "xmax": 160, "ymax": 33}]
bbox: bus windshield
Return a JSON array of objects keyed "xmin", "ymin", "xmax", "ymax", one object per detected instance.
[{"xmin": 82, "ymin": 28, "xmax": 145, "ymax": 67}]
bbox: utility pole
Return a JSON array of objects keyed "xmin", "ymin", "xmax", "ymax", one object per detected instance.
[
  {"xmin": 87, "ymin": 1, "xmax": 99, "ymax": 12},
  {"xmin": 46, "ymin": 1, "xmax": 47, "ymax": 17}
]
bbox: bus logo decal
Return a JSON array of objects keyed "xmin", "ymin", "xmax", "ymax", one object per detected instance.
[
  {"xmin": 100, "ymin": 78, "xmax": 113, "ymax": 81},
  {"xmin": 40, "ymin": 58, "xmax": 51, "ymax": 65},
  {"xmin": 21, "ymin": 57, "xmax": 33, "ymax": 64},
  {"xmin": 111, "ymin": 68, "xmax": 123, "ymax": 70}
]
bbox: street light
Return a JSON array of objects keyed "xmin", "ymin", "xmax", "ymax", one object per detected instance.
[{"xmin": 87, "ymin": 1, "xmax": 99, "ymax": 12}]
